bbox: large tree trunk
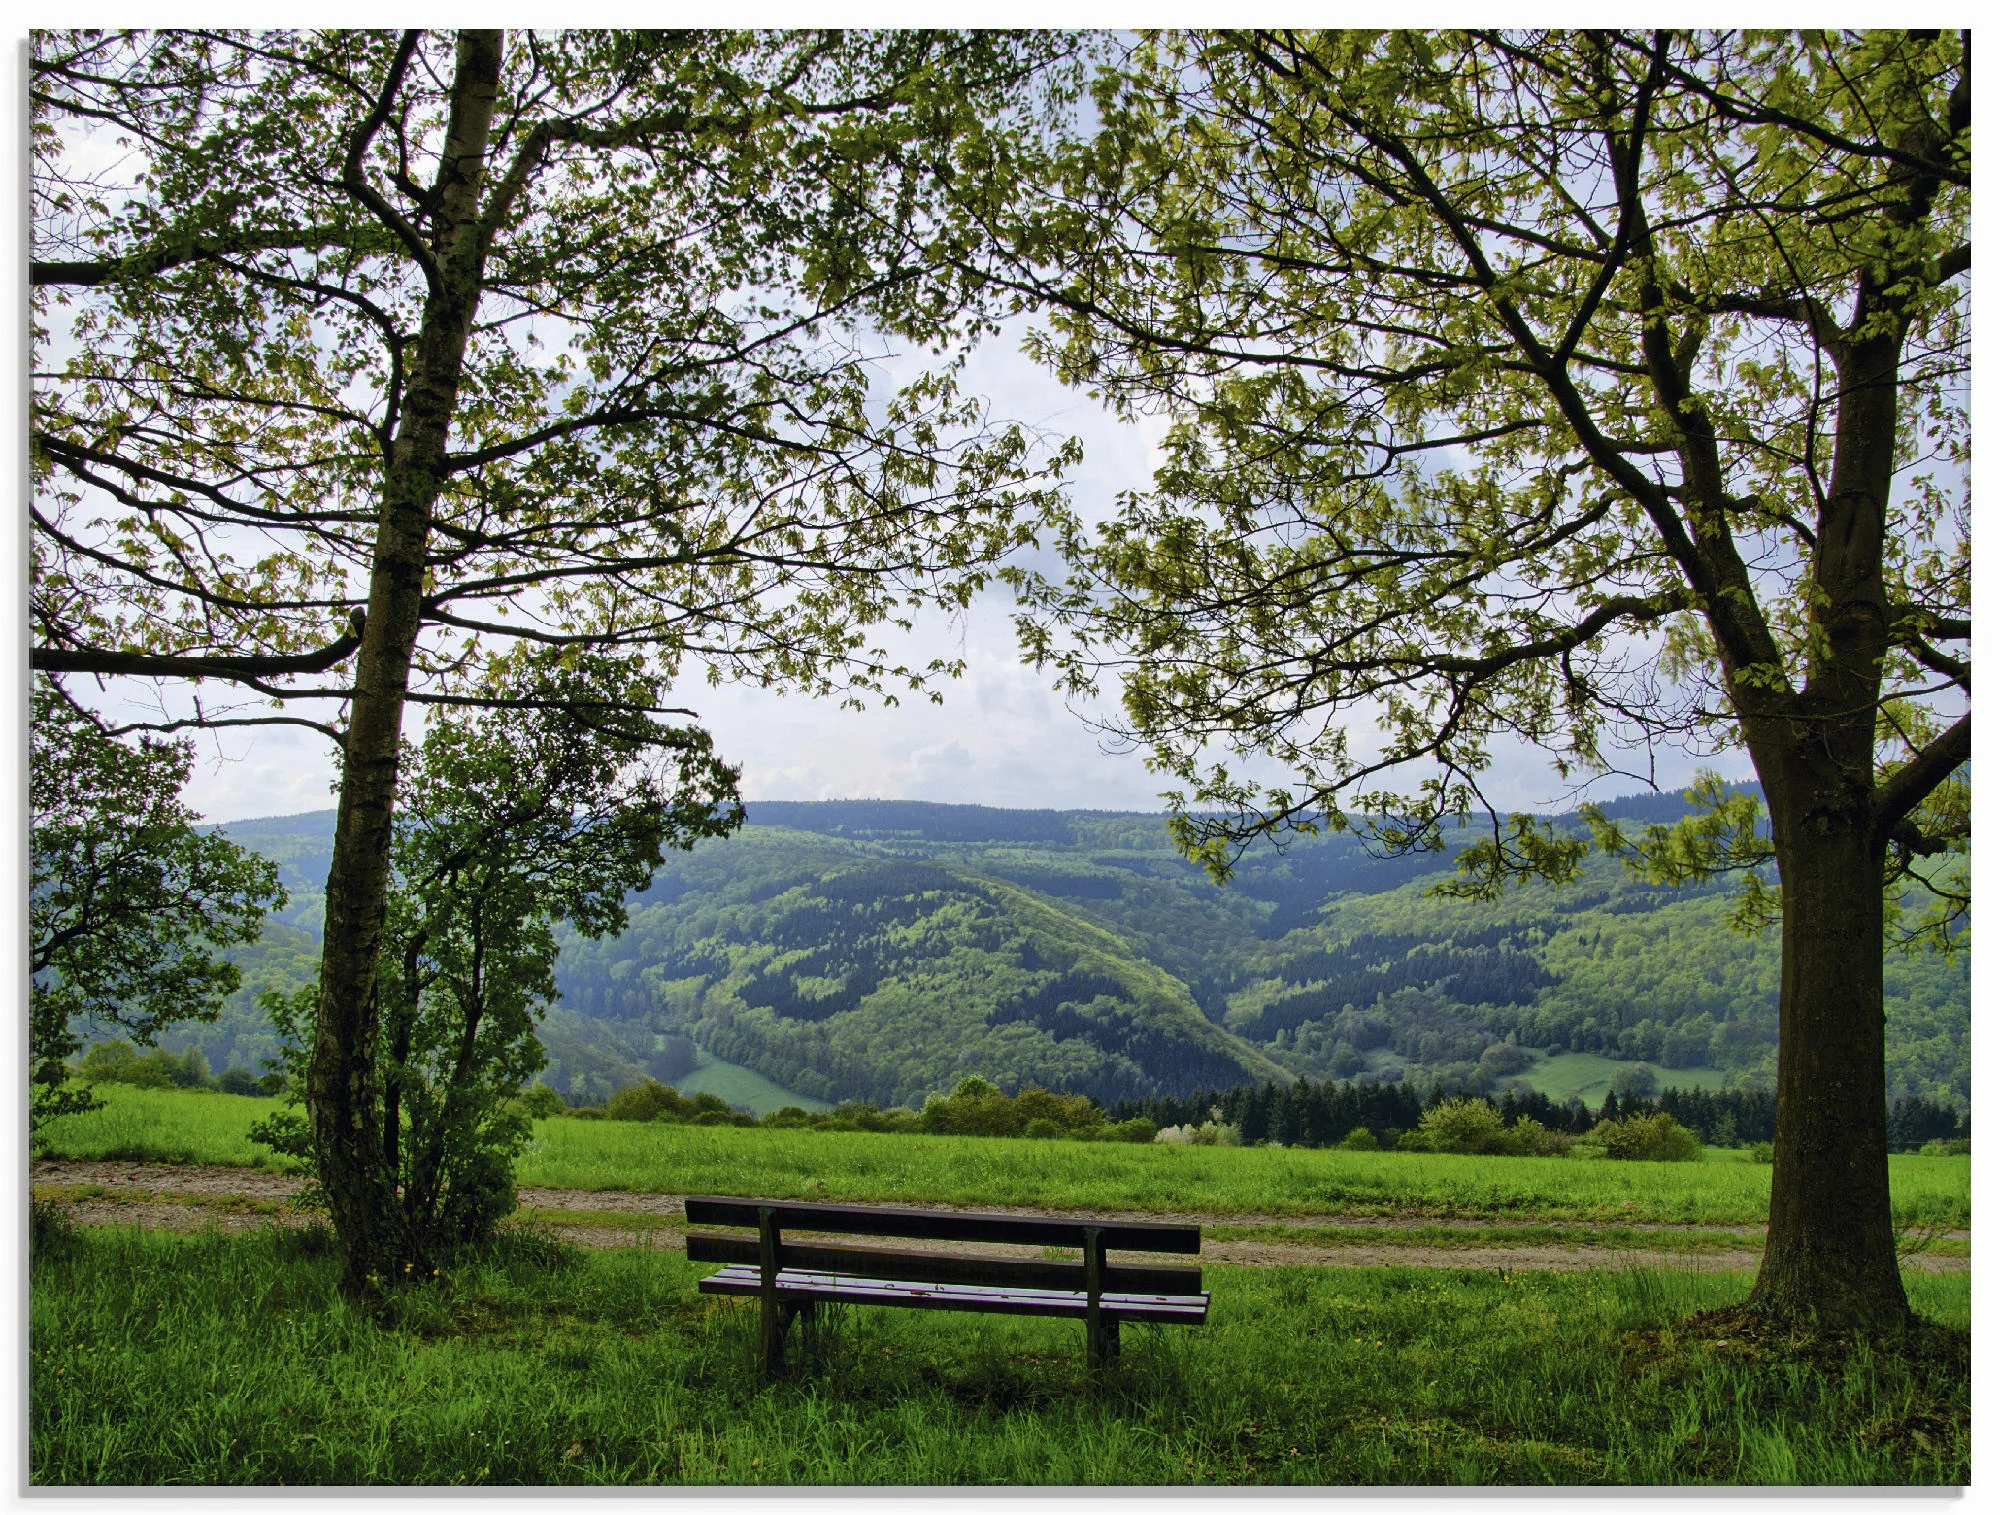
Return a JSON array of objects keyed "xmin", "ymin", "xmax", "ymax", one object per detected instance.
[
  {"xmin": 306, "ymin": 29, "xmax": 504, "ymax": 1300},
  {"xmin": 1745, "ymin": 790, "xmax": 1912, "ymax": 1334}
]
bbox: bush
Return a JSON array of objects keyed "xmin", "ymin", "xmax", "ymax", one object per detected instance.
[
  {"xmin": 1154, "ymin": 1121, "xmax": 1240, "ymax": 1147},
  {"xmin": 75, "ymin": 1040, "xmax": 175, "ymax": 1090},
  {"xmin": 1337, "ymin": 1126, "xmax": 1378, "ymax": 1151},
  {"xmin": 1743, "ymin": 1141, "xmax": 1773, "ymax": 1162},
  {"xmin": 1919, "ymin": 1137, "xmax": 1971, "ymax": 1156},
  {"xmin": 215, "ymin": 1066, "xmax": 264, "ymax": 1097},
  {"xmin": 1111, "ymin": 1117, "xmax": 1157, "ymax": 1143},
  {"xmin": 512, "ymin": 1083, "xmax": 567, "ymax": 1119},
  {"xmin": 1024, "ymin": 1118, "xmax": 1062, "ymax": 1140},
  {"xmin": 1478, "ymin": 1042, "xmax": 1534, "ymax": 1078},
  {"xmin": 1417, "ymin": 1097, "xmax": 1511, "ymax": 1155},
  {"xmin": 1013, "ymin": 1084, "xmax": 1105, "ymax": 1135},
  {"xmin": 825, "ymin": 1100, "xmax": 919, "ymax": 1134},
  {"xmin": 1501, "ymin": 1115, "xmax": 1554, "ymax": 1157},
  {"xmin": 604, "ymin": 1078, "xmax": 691, "ymax": 1122},
  {"xmin": 761, "ymin": 1105, "xmax": 813, "ymax": 1129},
  {"xmin": 168, "ymin": 1047, "xmax": 213, "ymax": 1088},
  {"xmin": 1589, "ymin": 1111, "xmax": 1705, "ymax": 1162}
]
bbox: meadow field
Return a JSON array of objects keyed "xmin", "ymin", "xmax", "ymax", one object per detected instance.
[
  {"xmin": 30, "ymin": 1221, "xmax": 1969, "ymax": 1486},
  {"xmin": 31, "ymin": 1085, "xmax": 1973, "ymax": 1486},
  {"xmin": 34, "ymin": 1085, "xmax": 1971, "ymax": 1229}
]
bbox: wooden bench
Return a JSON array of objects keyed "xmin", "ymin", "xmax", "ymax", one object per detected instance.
[{"xmin": 685, "ymin": 1195, "xmax": 1207, "ymax": 1372}]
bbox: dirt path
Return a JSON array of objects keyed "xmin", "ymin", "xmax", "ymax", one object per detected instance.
[{"xmin": 30, "ymin": 1159, "xmax": 1969, "ymax": 1274}]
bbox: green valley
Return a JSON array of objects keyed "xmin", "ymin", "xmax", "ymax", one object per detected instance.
[{"xmin": 169, "ymin": 793, "xmax": 1967, "ymax": 1113}]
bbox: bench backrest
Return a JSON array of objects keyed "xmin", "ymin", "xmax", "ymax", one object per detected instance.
[{"xmin": 684, "ymin": 1195, "xmax": 1201, "ymax": 1254}]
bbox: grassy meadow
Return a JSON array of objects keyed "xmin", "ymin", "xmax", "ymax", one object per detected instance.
[
  {"xmin": 36, "ymin": 1085, "xmax": 1970, "ymax": 1229},
  {"xmin": 672, "ymin": 1048, "xmax": 831, "ymax": 1115},
  {"xmin": 30, "ymin": 1222, "xmax": 1970, "ymax": 1486}
]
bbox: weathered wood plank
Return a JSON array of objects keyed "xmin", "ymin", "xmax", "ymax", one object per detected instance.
[
  {"xmin": 698, "ymin": 1264, "xmax": 1209, "ymax": 1325},
  {"xmin": 684, "ymin": 1195, "xmax": 1200, "ymax": 1253},
  {"xmin": 685, "ymin": 1232, "xmax": 1202, "ymax": 1295}
]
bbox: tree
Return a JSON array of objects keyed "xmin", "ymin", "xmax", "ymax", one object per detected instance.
[
  {"xmin": 997, "ymin": 30, "xmax": 1967, "ymax": 1333},
  {"xmin": 29, "ymin": 679, "xmax": 284, "ymax": 1134},
  {"xmin": 32, "ymin": 28, "xmax": 1079, "ymax": 1295},
  {"xmin": 257, "ymin": 657, "xmax": 736, "ymax": 1260}
]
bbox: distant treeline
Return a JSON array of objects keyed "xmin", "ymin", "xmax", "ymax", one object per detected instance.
[{"xmin": 1106, "ymin": 1079, "xmax": 1969, "ymax": 1151}]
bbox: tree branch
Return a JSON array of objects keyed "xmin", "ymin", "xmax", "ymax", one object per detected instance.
[
  {"xmin": 1871, "ymin": 712, "xmax": 1970, "ymax": 844},
  {"xmin": 34, "ymin": 611, "xmax": 366, "ymax": 687}
]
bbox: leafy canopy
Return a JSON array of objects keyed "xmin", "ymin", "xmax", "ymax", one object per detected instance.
[
  {"xmin": 31, "ymin": 29, "xmax": 1087, "ymax": 731},
  {"xmin": 29, "ymin": 679, "xmax": 284, "ymax": 1132},
  {"xmin": 997, "ymin": 30, "xmax": 1967, "ymax": 932}
]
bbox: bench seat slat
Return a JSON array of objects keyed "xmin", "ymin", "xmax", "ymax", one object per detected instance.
[
  {"xmin": 685, "ymin": 1195, "xmax": 1199, "ymax": 1253},
  {"xmin": 698, "ymin": 1264, "xmax": 1209, "ymax": 1324},
  {"xmin": 686, "ymin": 1232, "xmax": 1201, "ymax": 1295}
]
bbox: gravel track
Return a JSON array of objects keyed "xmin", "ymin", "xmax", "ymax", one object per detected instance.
[{"xmin": 31, "ymin": 1159, "xmax": 1968, "ymax": 1274}]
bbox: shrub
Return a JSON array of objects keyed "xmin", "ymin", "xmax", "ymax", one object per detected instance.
[
  {"xmin": 918, "ymin": 1080, "xmax": 1024, "ymax": 1137},
  {"xmin": 762, "ymin": 1105, "xmax": 813, "ymax": 1129},
  {"xmin": 826, "ymin": 1100, "xmax": 918, "ymax": 1134},
  {"xmin": 511, "ymin": 1083, "xmax": 567, "ymax": 1119},
  {"xmin": 1013, "ymin": 1084, "xmax": 1105, "ymax": 1134},
  {"xmin": 1589, "ymin": 1112, "xmax": 1705, "ymax": 1162},
  {"xmin": 1919, "ymin": 1137, "xmax": 1971, "ymax": 1156},
  {"xmin": 76, "ymin": 1040, "xmax": 175, "ymax": 1090},
  {"xmin": 168, "ymin": 1047, "xmax": 213, "ymax": 1088},
  {"xmin": 215, "ymin": 1066, "xmax": 263, "ymax": 1097},
  {"xmin": 1501, "ymin": 1115, "xmax": 1554, "ymax": 1157},
  {"xmin": 1743, "ymin": 1141, "xmax": 1774, "ymax": 1162},
  {"xmin": 1337, "ymin": 1126, "xmax": 1378, "ymax": 1151},
  {"xmin": 604, "ymin": 1078, "xmax": 691, "ymax": 1122},
  {"xmin": 1111, "ymin": 1118, "xmax": 1157, "ymax": 1143},
  {"xmin": 1024, "ymin": 1118, "xmax": 1062, "ymax": 1140},
  {"xmin": 1417, "ymin": 1097, "xmax": 1511, "ymax": 1155},
  {"xmin": 1154, "ymin": 1121, "xmax": 1240, "ymax": 1146}
]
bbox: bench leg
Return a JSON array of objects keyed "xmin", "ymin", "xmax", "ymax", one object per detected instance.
[
  {"xmin": 1083, "ymin": 1224, "xmax": 1119, "ymax": 1372},
  {"xmin": 760, "ymin": 1293, "xmax": 787, "ymax": 1373},
  {"xmin": 1087, "ymin": 1314, "xmax": 1120, "ymax": 1370}
]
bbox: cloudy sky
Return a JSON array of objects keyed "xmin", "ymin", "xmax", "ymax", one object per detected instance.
[
  {"xmin": 138, "ymin": 326, "xmax": 1752, "ymax": 828},
  {"xmin": 15, "ymin": 53, "xmax": 1757, "ymax": 834}
]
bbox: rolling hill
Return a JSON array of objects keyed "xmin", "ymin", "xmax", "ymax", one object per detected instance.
[{"xmin": 168, "ymin": 791, "xmax": 1968, "ymax": 1111}]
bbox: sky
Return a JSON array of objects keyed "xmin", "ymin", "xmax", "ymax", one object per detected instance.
[
  {"xmin": 17, "ymin": 22, "xmax": 1775, "ymax": 832},
  {"xmin": 132, "ymin": 324, "xmax": 1757, "ymax": 827}
]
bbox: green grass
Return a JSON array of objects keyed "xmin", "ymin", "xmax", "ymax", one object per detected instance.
[
  {"xmin": 672, "ymin": 1048, "xmax": 830, "ymax": 1116},
  {"xmin": 33, "ymin": 1085, "xmax": 288, "ymax": 1167},
  {"xmin": 1514, "ymin": 1051, "xmax": 1733, "ymax": 1104},
  {"xmin": 39, "ymin": 1087, "xmax": 1971, "ymax": 1228},
  {"xmin": 516, "ymin": 1121, "xmax": 1969, "ymax": 1227},
  {"xmin": 29, "ymin": 1225, "xmax": 1968, "ymax": 1486}
]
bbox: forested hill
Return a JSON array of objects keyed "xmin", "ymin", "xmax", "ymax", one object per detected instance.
[{"xmin": 189, "ymin": 792, "xmax": 1968, "ymax": 1111}]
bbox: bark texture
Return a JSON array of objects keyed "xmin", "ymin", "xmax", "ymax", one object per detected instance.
[
  {"xmin": 307, "ymin": 29, "xmax": 504, "ymax": 1300},
  {"xmin": 1747, "ymin": 801, "xmax": 1910, "ymax": 1332}
]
